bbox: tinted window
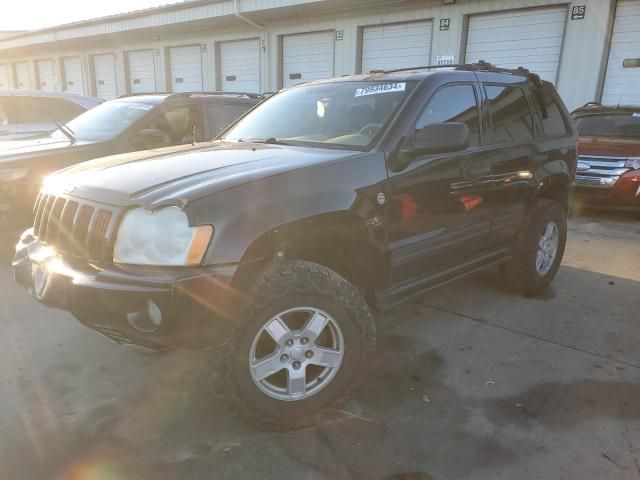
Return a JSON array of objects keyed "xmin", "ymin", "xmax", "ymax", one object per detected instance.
[
  {"xmin": 537, "ymin": 85, "xmax": 571, "ymax": 137},
  {"xmin": 142, "ymin": 105, "xmax": 199, "ymax": 144},
  {"xmin": 204, "ymin": 103, "xmax": 252, "ymax": 139},
  {"xmin": 416, "ymin": 84, "xmax": 480, "ymax": 146},
  {"xmin": 485, "ymin": 85, "xmax": 534, "ymax": 144},
  {"xmin": 574, "ymin": 112, "xmax": 640, "ymax": 139},
  {"xmin": 12, "ymin": 97, "xmax": 86, "ymax": 123}
]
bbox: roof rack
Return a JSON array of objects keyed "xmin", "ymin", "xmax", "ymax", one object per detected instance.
[
  {"xmin": 166, "ymin": 91, "xmax": 263, "ymax": 100},
  {"xmin": 368, "ymin": 64, "xmax": 460, "ymax": 74}
]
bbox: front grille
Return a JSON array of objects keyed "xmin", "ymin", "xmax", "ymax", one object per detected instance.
[
  {"xmin": 576, "ymin": 155, "xmax": 631, "ymax": 189},
  {"xmin": 33, "ymin": 193, "xmax": 119, "ymax": 262}
]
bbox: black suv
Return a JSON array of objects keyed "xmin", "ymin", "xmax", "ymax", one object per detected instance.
[
  {"xmin": 13, "ymin": 63, "xmax": 577, "ymax": 430},
  {"xmin": 0, "ymin": 92, "xmax": 259, "ymax": 232}
]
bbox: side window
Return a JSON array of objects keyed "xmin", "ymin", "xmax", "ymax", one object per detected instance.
[
  {"xmin": 143, "ymin": 105, "xmax": 199, "ymax": 144},
  {"xmin": 485, "ymin": 85, "xmax": 534, "ymax": 144},
  {"xmin": 416, "ymin": 84, "xmax": 480, "ymax": 147},
  {"xmin": 14, "ymin": 98, "xmax": 45, "ymax": 123},
  {"xmin": 40, "ymin": 98, "xmax": 86, "ymax": 122},
  {"xmin": 537, "ymin": 85, "xmax": 571, "ymax": 137},
  {"xmin": 203, "ymin": 103, "xmax": 252, "ymax": 139}
]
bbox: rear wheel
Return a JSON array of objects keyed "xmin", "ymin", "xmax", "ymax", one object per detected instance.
[
  {"xmin": 500, "ymin": 200, "xmax": 567, "ymax": 297},
  {"xmin": 210, "ymin": 260, "xmax": 375, "ymax": 430}
]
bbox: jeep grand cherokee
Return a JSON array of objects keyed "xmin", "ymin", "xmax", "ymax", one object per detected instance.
[{"xmin": 13, "ymin": 62, "xmax": 577, "ymax": 430}]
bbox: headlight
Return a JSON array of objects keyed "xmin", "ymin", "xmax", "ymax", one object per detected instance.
[
  {"xmin": 0, "ymin": 167, "xmax": 30, "ymax": 182},
  {"xmin": 625, "ymin": 157, "xmax": 640, "ymax": 170},
  {"xmin": 113, "ymin": 207, "xmax": 212, "ymax": 266}
]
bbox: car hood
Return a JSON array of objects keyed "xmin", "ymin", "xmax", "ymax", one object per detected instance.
[
  {"xmin": 0, "ymin": 137, "xmax": 97, "ymax": 163},
  {"xmin": 578, "ymin": 136, "xmax": 640, "ymax": 157},
  {"xmin": 44, "ymin": 141, "xmax": 361, "ymax": 208}
]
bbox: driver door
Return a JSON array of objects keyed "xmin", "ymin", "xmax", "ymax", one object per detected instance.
[
  {"xmin": 386, "ymin": 82, "xmax": 494, "ymax": 293},
  {"xmin": 130, "ymin": 104, "xmax": 202, "ymax": 150}
]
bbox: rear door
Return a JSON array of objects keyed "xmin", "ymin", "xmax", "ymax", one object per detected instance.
[
  {"xmin": 483, "ymin": 83, "xmax": 538, "ymax": 247},
  {"xmin": 386, "ymin": 81, "xmax": 493, "ymax": 291}
]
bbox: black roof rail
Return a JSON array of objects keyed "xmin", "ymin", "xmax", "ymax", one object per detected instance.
[
  {"xmin": 166, "ymin": 91, "xmax": 263, "ymax": 100},
  {"xmin": 368, "ymin": 64, "xmax": 460, "ymax": 74}
]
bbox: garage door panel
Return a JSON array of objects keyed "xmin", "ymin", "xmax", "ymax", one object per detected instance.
[
  {"xmin": 362, "ymin": 21, "xmax": 431, "ymax": 73},
  {"xmin": 127, "ymin": 50, "xmax": 156, "ymax": 94},
  {"xmin": 14, "ymin": 62, "xmax": 31, "ymax": 89},
  {"xmin": 602, "ymin": 0, "xmax": 640, "ymax": 105},
  {"xmin": 63, "ymin": 57, "xmax": 84, "ymax": 95},
  {"xmin": 169, "ymin": 45, "xmax": 203, "ymax": 92},
  {"xmin": 0, "ymin": 64, "xmax": 11, "ymax": 89},
  {"xmin": 36, "ymin": 59, "xmax": 55, "ymax": 91},
  {"xmin": 93, "ymin": 54, "xmax": 117, "ymax": 100},
  {"xmin": 220, "ymin": 39, "xmax": 260, "ymax": 93},
  {"xmin": 465, "ymin": 7, "xmax": 567, "ymax": 84},
  {"xmin": 283, "ymin": 31, "xmax": 334, "ymax": 87}
]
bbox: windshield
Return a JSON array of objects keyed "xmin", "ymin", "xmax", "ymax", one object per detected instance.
[
  {"xmin": 222, "ymin": 81, "xmax": 417, "ymax": 148},
  {"xmin": 574, "ymin": 112, "xmax": 640, "ymax": 139},
  {"xmin": 50, "ymin": 100, "xmax": 154, "ymax": 142}
]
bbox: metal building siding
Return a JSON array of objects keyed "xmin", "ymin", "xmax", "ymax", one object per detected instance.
[
  {"xmin": 361, "ymin": 21, "xmax": 432, "ymax": 73},
  {"xmin": 36, "ymin": 59, "xmax": 56, "ymax": 90},
  {"xmin": 169, "ymin": 45, "xmax": 203, "ymax": 92},
  {"xmin": 465, "ymin": 6, "xmax": 568, "ymax": 83},
  {"xmin": 220, "ymin": 38, "xmax": 261, "ymax": 93},
  {"xmin": 62, "ymin": 57, "xmax": 84, "ymax": 95},
  {"xmin": 0, "ymin": 64, "xmax": 10, "ymax": 88},
  {"xmin": 602, "ymin": 0, "xmax": 640, "ymax": 105},
  {"xmin": 127, "ymin": 49, "xmax": 157, "ymax": 93},
  {"xmin": 14, "ymin": 62, "xmax": 31, "ymax": 89},
  {"xmin": 93, "ymin": 54, "xmax": 118, "ymax": 100},
  {"xmin": 282, "ymin": 30, "xmax": 335, "ymax": 87}
]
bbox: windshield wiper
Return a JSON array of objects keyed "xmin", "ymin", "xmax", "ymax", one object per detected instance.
[
  {"xmin": 254, "ymin": 137, "xmax": 294, "ymax": 146},
  {"xmin": 54, "ymin": 120, "xmax": 76, "ymax": 143}
]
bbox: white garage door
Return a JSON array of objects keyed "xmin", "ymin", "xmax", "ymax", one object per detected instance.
[
  {"xmin": 14, "ymin": 62, "xmax": 31, "ymax": 89},
  {"xmin": 0, "ymin": 64, "xmax": 10, "ymax": 89},
  {"xmin": 220, "ymin": 39, "xmax": 260, "ymax": 93},
  {"xmin": 62, "ymin": 57, "xmax": 84, "ymax": 95},
  {"xmin": 282, "ymin": 31, "xmax": 334, "ymax": 87},
  {"xmin": 465, "ymin": 7, "xmax": 567, "ymax": 83},
  {"xmin": 602, "ymin": 0, "xmax": 640, "ymax": 105},
  {"xmin": 169, "ymin": 45, "xmax": 203, "ymax": 92},
  {"xmin": 93, "ymin": 54, "xmax": 117, "ymax": 100},
  {"xmin": 36, "ymin": 59, "xmax": 55, "ymax": 91},
  {"xmin": 127, "ymin": 50, "xmax": 156, "ymax": 94},
  {"xmin": 361, "ymin": 21, "xmax": 432, "ymax": 73}
]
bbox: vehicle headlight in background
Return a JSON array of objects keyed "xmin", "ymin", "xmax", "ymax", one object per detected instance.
[
  {"xmin": 0, "ymin": 167, "xmax": 30, "ymax": 182},
  {"xmin": 625, "ymin": 157, "xmax": 640, "ymax": 170},
  {"xmin": 113, "ymin": 207, "xmax": 212, "ymax": 266}
]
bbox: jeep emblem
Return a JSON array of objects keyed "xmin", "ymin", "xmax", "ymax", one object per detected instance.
[{"xmin": 377, "ymin": 192, "xmax": 386, "ymax": 205}]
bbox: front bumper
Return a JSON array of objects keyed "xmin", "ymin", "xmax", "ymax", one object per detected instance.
[
  {"xmin": 573, "ymin": 186, "xmax": 640, "ymax": 212},
  {"xmin": 13, "ymin": 231, "xmax": 239, "ymax": 350}
]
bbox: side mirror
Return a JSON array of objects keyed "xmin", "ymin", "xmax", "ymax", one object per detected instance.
[
  {"xmin": 409, "ymin": 122, "xmax": 470, "ymax": 156},
  {"xmin": 133, "ymin": 128, "xmax": 169, "ymax": 150}
]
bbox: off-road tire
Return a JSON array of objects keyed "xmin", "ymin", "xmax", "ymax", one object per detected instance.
[
  {"xmin": 210, "ymin": 260, "xmax": 376, "ymax": 431},
  {"xmin": 500, "ymin": 200, "xmax": 567, "ymax": 297}
]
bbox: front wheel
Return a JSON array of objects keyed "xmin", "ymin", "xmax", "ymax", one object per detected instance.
[
  {"xmin": 500, "ymin": 200, "xmax": 567, "ymax": 297},
  {"xmin": 210, "ymin": 260, "xmax": 376, "ymax": 431}
]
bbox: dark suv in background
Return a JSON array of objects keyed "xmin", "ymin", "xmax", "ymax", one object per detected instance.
[
  {"xmin": 0, "ymin": 92, "xmax": 259, "ymax": 232},
  {"xmin": 13, "ymin": 63, "xmax": 577, "ymax": 430},
  {"xmin": 572, "ymin": 103, "xmax": 640, "ymax": 213}
]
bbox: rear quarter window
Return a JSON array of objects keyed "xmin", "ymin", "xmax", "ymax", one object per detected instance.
[{"xmin": 537, "ymin": 85, "xmax": 572, "ymax": 138}]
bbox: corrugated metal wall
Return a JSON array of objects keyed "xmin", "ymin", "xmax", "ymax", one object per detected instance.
[{"xmin": 0, "ymin": 0, "xmax": 620, "ymax": 110}]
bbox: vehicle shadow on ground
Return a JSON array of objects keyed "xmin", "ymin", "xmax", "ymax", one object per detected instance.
[{"xmin": 2, "ymin": 228, "xmax": 639, "ymax": 479}]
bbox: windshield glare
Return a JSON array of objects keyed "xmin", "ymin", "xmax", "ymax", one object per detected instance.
[
  {"xmin": 223, "ymin": 81, "xmax": 417, "ymax": 148},
  {"xmin": 51, "ymin": 101, "xmax": 154, "ymax": 142},
  {"xmin": 575, "ymin": 112, "xmax": 640, "ymax": 139}
]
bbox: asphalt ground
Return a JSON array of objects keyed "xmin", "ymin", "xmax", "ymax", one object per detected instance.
[{"xmin": 1, "ymin": 210, "xmax": 639, "ymax": 480}]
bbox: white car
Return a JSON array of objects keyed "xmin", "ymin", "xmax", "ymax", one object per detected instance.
[{"xmin": 0, "ymin": 90, "xmax": 103, "ymax": 141}]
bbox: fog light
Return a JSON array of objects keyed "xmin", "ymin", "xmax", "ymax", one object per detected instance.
[{"xmin": 126, "ymin": 300, "xmax": 163, "ymax": 333}]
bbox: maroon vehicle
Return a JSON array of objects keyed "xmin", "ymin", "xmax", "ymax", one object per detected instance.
[{"xmin": 572, "ymin": 103, "xmax": 640, "ymax": 213}]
